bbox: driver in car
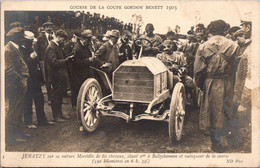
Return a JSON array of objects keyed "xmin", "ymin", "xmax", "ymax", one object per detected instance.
[
  {"xmin": 139, "ymin": 23, "xmax": 162, "ymax": 57},
  {"xmin": 156, "ymin": 40, "xmax": 194, "ymax": 92}
]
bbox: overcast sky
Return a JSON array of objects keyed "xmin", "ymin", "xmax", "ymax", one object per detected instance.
[{"xmin": 85, "ymin": 1, "xmax": 253, "ymax": 34}]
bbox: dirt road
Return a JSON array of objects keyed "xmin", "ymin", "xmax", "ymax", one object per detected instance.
[{"xmin": 6, "ymin": 91, "xmax": 250, "ymax": 153}]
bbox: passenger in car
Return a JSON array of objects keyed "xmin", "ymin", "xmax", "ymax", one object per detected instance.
[{"xmin": 156, "ymin": 40, "xmax": 194, "ymax": 90}]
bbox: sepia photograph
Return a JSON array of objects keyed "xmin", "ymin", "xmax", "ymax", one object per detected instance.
[{"xmin": 1, "ymin": 0, "xmax": 260, "ymax": 167}]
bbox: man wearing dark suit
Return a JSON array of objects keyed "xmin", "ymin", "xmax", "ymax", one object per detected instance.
[
  {"xmin": 21, "ymin": 31, "xmax": 54, "ymax": 128},
  {"xmin": 35, "ymin": 22, "xmax": 55, "ymax": 104},
  {"xmin": 71, "ymin": 29, "xmax": 95, "ymax": 109},
  {"xmin": 36, "ymin": 22, "xmax": 55, "ymax": 61},
  {"xmin": 5, "ymin": 27, "xmax": 29, "ymax": 143},
  {"xmin": 45, "ymin": 30, "xmax": 73, "ymax": 123},
  {"xmin": 63, "ymin": 30, "xmax": 82, "ymax": 109}
]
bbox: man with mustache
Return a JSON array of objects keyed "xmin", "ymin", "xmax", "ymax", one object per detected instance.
[{"xmin": 35, "ymin": 22, "xmax": 55, "ymax": 105}]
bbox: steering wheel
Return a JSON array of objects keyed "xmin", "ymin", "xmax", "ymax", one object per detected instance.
[{"xmin": 134, "ymin": 38, "xmax": 153, "ymax": 50}]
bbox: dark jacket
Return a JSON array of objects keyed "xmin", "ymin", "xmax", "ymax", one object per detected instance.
[
  {"xmin": 71, "ymin": 42, "xmax": 94, "ymax": 87},
  {"xmin": 63, "ymin": 41, "xmax": 75, "ymax": 57},
  {"xmin": 35, "ymin": 33, "xmax": 49, "ymax": 62},
  {"xmin": 20, "ymin": 46, "xmax": 44, "ymax": 87},
  {"xmin": 95, "ymin": 41, "xmax": 120, "ymax": 73},
  {"xmin": 118, "ymin": 38, "xmax": 134, "ymax": 63},
  {"xmin": 45, "ymin": 41, "xmax": 68, "ymax": 83},
  {"xmin": 5, "ymin": 41, "xmax": 29, "ymax": 93}
]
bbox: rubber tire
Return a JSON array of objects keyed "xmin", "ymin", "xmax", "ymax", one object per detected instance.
[
  {"xmin": 169, "ymin": 82, "xmax": 186, "ymax": 144},
  {"xmin": 76, "ymin": 78, "xmax": 103, "ymax": 133}
]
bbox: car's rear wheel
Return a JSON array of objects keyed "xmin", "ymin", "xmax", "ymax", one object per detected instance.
[
  {"xmin": 169, "ymin": 82, "xmax": 186, "ymax": 144},
  {"xmin": 77, "ymin": 78, "xmax": 102, "ymax": 133}
]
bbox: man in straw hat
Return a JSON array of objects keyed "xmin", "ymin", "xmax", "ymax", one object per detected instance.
[
  {"xmin": 95, "ymin": 29, "xmax": 120, "ymax": 77},
  {"xmin": 21, "ymin": 31, "xmax": 54, "ymax": 129},
  {"xmin": 5, "ymin": 27, "xmax": 30, "ymax": 143}
]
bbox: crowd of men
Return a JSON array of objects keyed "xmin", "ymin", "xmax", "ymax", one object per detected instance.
[
  {"xmin": 5, "ymin": 11, "xmax": 133, "ymax": 38},
  {"xmin": 5, "ymin": 13, "xmax": 254, "ymax": 153}
]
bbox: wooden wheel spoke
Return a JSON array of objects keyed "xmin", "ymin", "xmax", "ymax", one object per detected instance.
[
  {"xmin": 89, "ymin": 113, "xmax": 94, "ymax": 126},
  {"xmin": 84, "ymin": 110, "xmax": 91, "ymax": 121},
  {"xmin": 93, "ymin": 90, "xmax": 98, "ymax": 100},
  {"xmin": 83, "ymin": 106, "xmax": 91, "ymax": 112},
  {"xmin": 88, "ymin": 88, "xmax": 94, "ymax": 101},
  {"xmin": 86, "ymin": 113, "xmax": 91, "ymax": 126},
  {"xmin": 91, "ymin": 86, "xmax": 96, "ymax": 97}
]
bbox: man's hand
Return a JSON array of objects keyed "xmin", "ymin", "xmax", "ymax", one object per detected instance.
[
  {"xmin": 118, "ymin": 53, "xmax": 124, "ymax": 57},
  {"xmin": 178, "ymin": 67, "xmax": 187, "ymax": 76},
  {"xmin": 66, "ymin": 55, "xmax": 75, "ymax": 62},
  {"xmin": 89, "ymin": 56, "xmax": 96, "ymax": 62},
  {"xmin": 30, "ymin": 51, "xmax": 37, "ymax": 59},
  {"xmin": 100, "ymin": 62, "xmax": 112, "ymax": 68},
  {"xmin": 171, "ymin": 64, "xmax": 178, "ymax": 70}
]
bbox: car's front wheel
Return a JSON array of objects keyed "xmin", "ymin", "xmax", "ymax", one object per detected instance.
[
  {"xmin": 169, "ymin": 82, "xmax": 186, "ymax": 144},
  {"xmin": 77, "ymin": 78, "xmax": 103, "ymax": 133}
]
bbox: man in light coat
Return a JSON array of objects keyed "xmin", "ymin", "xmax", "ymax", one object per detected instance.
[{"xmin": 194, "ymin": 20, "xmax": 240, "ymax": 152}]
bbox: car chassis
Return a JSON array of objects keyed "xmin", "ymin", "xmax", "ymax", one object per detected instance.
[{"xmin": 77, "ymin": 38, "xmax": 186, "ymax": 144}]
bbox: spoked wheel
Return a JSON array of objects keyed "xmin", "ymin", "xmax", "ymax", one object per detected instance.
[
  {"xmin": 77, "ymin": 78, "xmax": 103, "ymax": 133},
  {"xmin": 169, "ymin": 82, "xmax": 186, "ymax": 144}
]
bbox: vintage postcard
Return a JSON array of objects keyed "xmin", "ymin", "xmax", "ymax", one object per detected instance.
[{"xmin": 1, "ymin": 0, "xmax": 260, "ymax": 167}]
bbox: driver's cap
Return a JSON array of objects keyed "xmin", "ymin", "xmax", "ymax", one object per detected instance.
[
  {"xmin": 162, "ymin": 40, "xmax": 174, "ymax": 46},
  {"xmin": 145, "ymin": 23, "xmax": 154, "ymax": 31}
]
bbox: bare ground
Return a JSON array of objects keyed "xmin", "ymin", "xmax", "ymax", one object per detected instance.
[{"xmin": 5, "ymin": 89, "xmax": 251, "ymax": 153}]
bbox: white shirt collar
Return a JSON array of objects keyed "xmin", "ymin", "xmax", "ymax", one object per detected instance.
[
  {"xmin": 52, "ymin": 40, "xmax": 59, "ymax": 46},
  {"xmin": 80, "ymin": 40, "xmax": 85, "ymax": 47},
  {"xmin": 109, "ymin": 40, "xmax": 114, "ymax": 46},
  {"xmin": 10, "ymin": 41, "xmax": 19, "ymax": 49}
]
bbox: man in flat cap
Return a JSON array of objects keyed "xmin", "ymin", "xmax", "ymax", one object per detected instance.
[
  {"xmin": 9, "ymin": 22, "xmax": 22, "ymax": 30},
  {"xmin": 5, "ymin": 27, "xmax": 29, "ymax": 143},
  {"xmin": 187, "ymin": 26, "xmax": 195, "ymax": 35},
  {"xmin": 45, "ymin": 29, "xmax": 74, "ymax": 123},
  {"xmin": 95, "ymin": 29, "xmax": 120, "ymax": 78},
  {"xmin": 233, "ymin": 29, "xmax": 246, "ymax": 48},
  {"xmin": 139, "ymin": 23, "xmax": 162, "ymax": 56},
  {"xmin": 227, "ymin": 26, "xmax": 241, "ymax": 41},
  {"xmin": 233, "ymin": 14, "xmax": 257, "ymax": 151},
  {"xmin": 35, "ymin": 21, "xmax": 55, "ymax": 105},
  {"xmin": 71, "ymin": 29, "xmax": 95, "ymax": 110},
  {"xmin": 194, "ymin": 20, "xmax": 240, "ymax": 152},
  {"xmin": 36, "ymin": 22, "xmax": 55, "ymax": 62},
  {"xmin": 21, "ymin": 31, "xmax": 54, "ymax": 129}
]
